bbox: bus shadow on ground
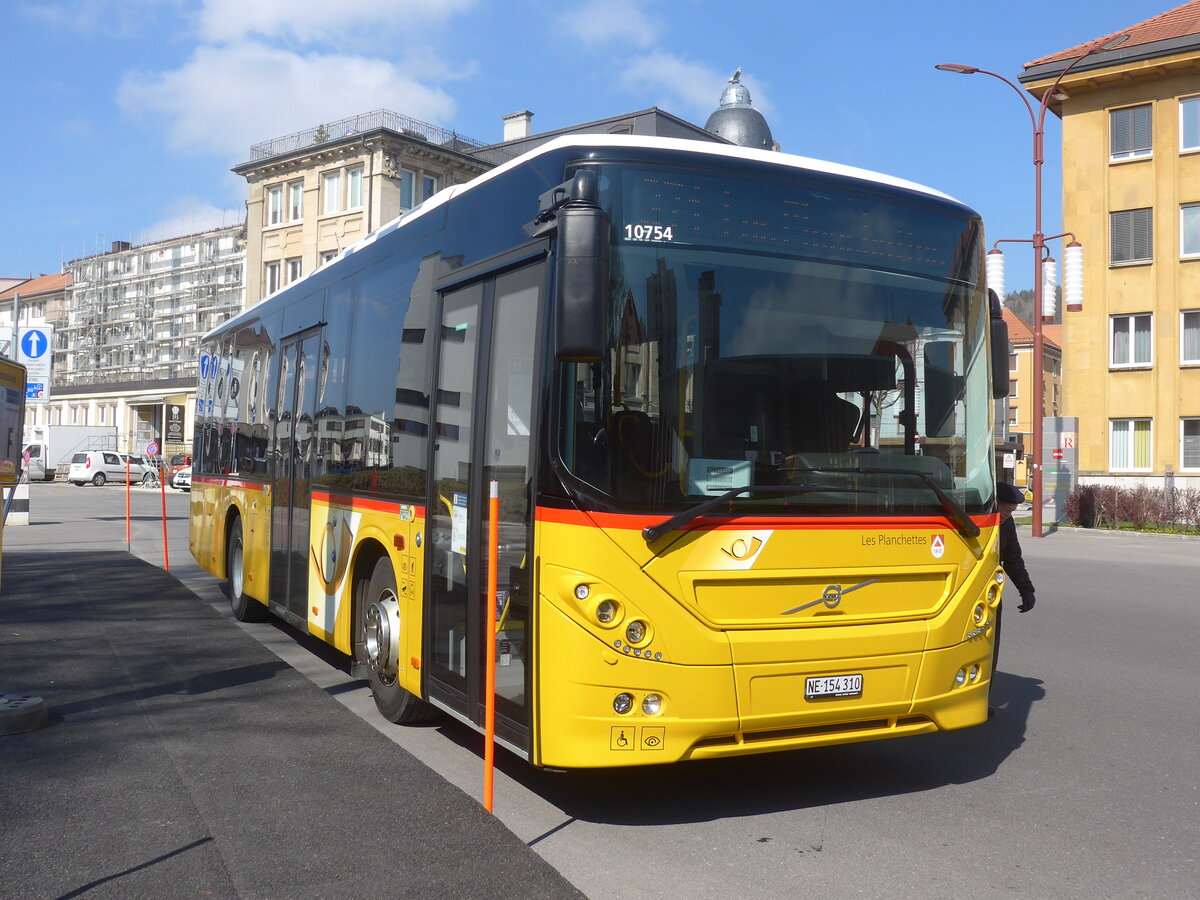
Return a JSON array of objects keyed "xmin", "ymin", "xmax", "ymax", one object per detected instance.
[{"xmin": 455, "ymin": 671, "xmax": 1045, "ymax": 827}]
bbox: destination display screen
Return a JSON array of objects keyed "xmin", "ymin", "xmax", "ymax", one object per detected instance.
[{"xmin": 604, "ymin": 165, "xmax": 978, "ymax": 283}]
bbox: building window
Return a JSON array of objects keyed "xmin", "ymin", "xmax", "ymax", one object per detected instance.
[
  {"xmin": 1182, "ymin": 204, "xmax": 1200, "ymax": 258},
  {"xmin": 321, "ymin": 250, "xmax": 339, "ymax": 264},
  {"xmin": 267, "ymin": 185, "xmax": 283, "ymax": 226},
  {"xmin": 1182, "ymin": 419, "xmax": 1200, "ymax": 470},
  {"xmin": 1110, "ymin": 208, "xmax": 1153, "ymax": 264},
  {"xmin": 286, "ymin": 258, "xmax": 302, "ymax": 283},
  {"xmin": 265, "ymin": 261, "xmax": 281, "ymax": 295},
  {"xmin": 1009, "ymin": 378, "xmax": 1018, "ymax": 397},
  {"xmin": 400, "ymin": 170, "xmax": 415, "ymax": 210},
  {"xmin": 323, "ymin": 171, "xmax": 341, "ymax": 215},
  {"xmin": 1111, "ymin": 314, "xmax": 1152, "ymax": 368},
  {"xmin": 1183, "ymin": 310, "xmax": 1200, "ymax": 364},
  {"xmin": 1008, "ymin": 406, "xmax": 1018, "ymax": 426},
  {"xmin": 1110, "ymin": 419, "xmax": 1152, "ymax": 471},
  {"xmin": 1181, "ymin": 97, "xmax": 1200, "ymax": 152},
  {"xmin": 422, "ymin": 175, "xmax": 438, "ymax": 202},
  {"xmin": 1110, "ymin": 104, "xmax": 1152, "ymax": 161},
  {"xmin": 289, "ymin": 181, "xmax": 304, "ymax": 221},
  {"xmin": 1008, "ymin": 352, "xmax": 1018, "ymax": 372},
  {"xmin": 347, "ymin": 167, "xmax": 364, "ymax": 209}
]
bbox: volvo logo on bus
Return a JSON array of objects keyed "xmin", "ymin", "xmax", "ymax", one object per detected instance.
[{"xmin": 781, "ymin": 579, "xmax": 879, "ymax": 616}]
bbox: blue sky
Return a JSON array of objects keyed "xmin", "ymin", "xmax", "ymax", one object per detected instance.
[{"xmin": 1, "ymin": 0, "xmax": 1166, "ymax": 292}]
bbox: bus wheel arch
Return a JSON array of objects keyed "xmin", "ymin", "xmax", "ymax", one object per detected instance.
[{"xmin": 353, "ymin": 547, "xmax": 434, "ymax": 724}]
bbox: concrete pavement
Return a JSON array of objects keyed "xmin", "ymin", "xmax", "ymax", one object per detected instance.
[{"xmin": 0, "ymin": 484, "xmax": 583, "ymax": 900}]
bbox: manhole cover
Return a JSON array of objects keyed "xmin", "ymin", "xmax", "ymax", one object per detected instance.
[{"xmin": 0, "ymin": 693, "xmax": 49, "ymax": 734}]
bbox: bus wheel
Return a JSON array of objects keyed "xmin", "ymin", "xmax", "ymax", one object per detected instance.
[
  {"xmin": 226, "ymin": 517, "xmax": 267, "ymax": 622},
  {"xmin": 361, "ymin": 556, "xmax": 435, "ymax": 724}
]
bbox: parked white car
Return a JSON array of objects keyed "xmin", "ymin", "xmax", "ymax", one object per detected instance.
[
  {"xmin": 170, "ymin": 465, "xmax": 192, "ymax": 492},
  {"xmin": 68, "ymin": 451, "xmax": 155, "ymax": 486}
]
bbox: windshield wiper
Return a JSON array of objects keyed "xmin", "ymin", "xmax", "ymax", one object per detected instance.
[
  {"xmin": 811, "ymin": 463, "xmax": 980, "ymax": 538},
  {"xmin": 642, "ymin": 483, "xmax": 868, "ymax": 543}
]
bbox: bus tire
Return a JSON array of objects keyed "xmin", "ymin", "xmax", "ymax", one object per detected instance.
[
  {"xmin": 225, "ymin": 517, "xmax": 267, "ymax": 622},
  {"xmin": 361, "ymin": 556, "xmax": 435, "ymax": 724}
]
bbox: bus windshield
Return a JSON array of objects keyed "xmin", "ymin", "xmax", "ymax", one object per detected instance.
[{"xmin": 557, "ymin": 162, "xmax": 995, "ymax": 518}]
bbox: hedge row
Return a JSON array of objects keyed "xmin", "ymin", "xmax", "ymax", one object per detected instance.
[{"xmin": 1063, "ymin": 484, "xmax": 1200, "ymax": 532}]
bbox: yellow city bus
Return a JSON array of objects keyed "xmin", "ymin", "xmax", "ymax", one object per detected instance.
[{"xmin": 190, "ymin": 135, "xmax": 1011, "ymax": 768}]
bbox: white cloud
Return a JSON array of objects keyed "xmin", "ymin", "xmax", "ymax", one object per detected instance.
[
  {"xmin": 136, "ymin": 197, "xmax": 245, "ymax": 245},
  {"xmin": 117, "ymin": 42, "xmax": 458, "ymax": 159},
  {"xmin": 194, "ymin": 0, "xmax": 475, "ymax": 44},
  {"xmin": 555, "ymin": 0, "xmax": 658, "ymax": 49},
  {"xmin": 618, "ymin": 53, "xmax": 774, "ymax": 120}
]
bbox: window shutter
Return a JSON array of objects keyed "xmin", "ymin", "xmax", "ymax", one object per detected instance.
[
  {"xmin": 1111, "ymin": 211, "xmax": 1130, "ymax": 262},
  {"xmin": 1110, "ymin": 209, "xmax": 1153, "ymax": 263},
  {"xmin": 1134, "ymin": 208, "xmax": 1153, "ymax": 259},
  {"xmin": 1111, "ymin": 108, "xmax": 1130, "ymax": 155},
  {"xmin": 1132, "ymin": 105, "xmax": 1152, "ymax": 154},
  {"xmin": 1110, "ymin": 105, "xmax": 1152, "ymax": 158}
]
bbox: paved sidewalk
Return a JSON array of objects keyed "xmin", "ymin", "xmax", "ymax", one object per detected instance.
[{"xmin": 0, "ymin": 547, "xmax": 583, "ymax": 899}]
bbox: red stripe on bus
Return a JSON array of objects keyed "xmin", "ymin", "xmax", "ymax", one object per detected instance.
[
  {"xmin": 311, "ymin": 490, "xmax": 426, "ymax": 517},
  {"xmin": 535, "ymin": 505, "xmax": 997, "ymax": 531},
  {"xmin": 193, "ymin": 475, "xmax": 268, "ymax": 492}
]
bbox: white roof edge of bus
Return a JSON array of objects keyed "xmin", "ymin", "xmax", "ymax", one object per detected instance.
[{"xmin": 227, "ymin": 134, "xmax": 959, "ymax": 334}]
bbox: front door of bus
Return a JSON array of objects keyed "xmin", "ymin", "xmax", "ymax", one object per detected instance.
[
  {"xmin": 425, "ymin": 261, "xmax": 543, "ymax": 751},
  {"xmin": 270, "ymin": 328, "xmax": 322, "ymax": 623}
]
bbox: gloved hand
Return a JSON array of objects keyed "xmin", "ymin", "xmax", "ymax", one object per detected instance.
[{"xmin": 1018, "ymin": 593, "xmax": 1036, "ymax": 613}]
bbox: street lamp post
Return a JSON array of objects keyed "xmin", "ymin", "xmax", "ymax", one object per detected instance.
[{"xmin": 936, "ymin": 32, "xmax": 1128, "ymax": 537}]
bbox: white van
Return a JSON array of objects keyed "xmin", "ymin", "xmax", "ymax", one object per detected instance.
[{"xmin": 68, "ymin": 451, "xmax": 153, "ymax": 487}]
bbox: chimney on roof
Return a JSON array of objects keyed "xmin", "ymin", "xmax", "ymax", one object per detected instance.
[{"xmin": 502, "ymin": 110, "xmax": 534, "ymax": 142}]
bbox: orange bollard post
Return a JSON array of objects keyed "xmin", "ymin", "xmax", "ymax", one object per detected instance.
[
  {"xmin": 125, "ymin": 455, "xmax": 131, "ymax": 551},
  {"xmin": 159, "ymin": 458, "xmax": 170, "ymax": 572},
  {"xmin": 484, "ymin": 480, "xmax": 499, "ymax": 813}
]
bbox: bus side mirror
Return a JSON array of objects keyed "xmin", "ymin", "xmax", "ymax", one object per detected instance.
[
  {"xmin": 554, "ymin": 171, "xmax": 610, "ymax": 362},
  {"xmin": 989, "ymin": 289, "xmax": 1010, "ymax": 399},
  {"xmin": 923, "ymin": 341, "xmax": 961, "ymax": 438}
]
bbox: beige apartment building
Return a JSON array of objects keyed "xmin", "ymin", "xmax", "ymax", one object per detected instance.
[
  {"xmin": 1022, "ymin": 1, "xmax": 1200, "ymax": 488},
  {"xmin": 233, "ymin": 110, "xmax": 494, "ymax": 308}
]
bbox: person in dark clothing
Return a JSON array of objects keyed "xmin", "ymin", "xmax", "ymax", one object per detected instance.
[
  {"xmin": 989, "ymin": 482, "xmax": 1035, "ymax": 715},
  {"xmin": 997, "ymin": 481, "xmax": 1035, "ymax": 612}
]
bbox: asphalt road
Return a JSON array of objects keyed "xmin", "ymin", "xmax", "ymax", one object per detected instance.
[{"xmin": 5, "ymin": 482, "xmax": 1198, "ymax": 899}]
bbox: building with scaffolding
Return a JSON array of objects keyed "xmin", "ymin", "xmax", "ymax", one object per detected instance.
[{"xmin": 17, "ymin": 225, "xmax": 245, "ymax": 459}]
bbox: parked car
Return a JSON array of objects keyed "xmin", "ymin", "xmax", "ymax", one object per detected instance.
[
  {"xmin": 166, "ymin": 454, "xmax": 190, "ymax": 480},
  {"xmin": 170, "ymin": 466, "xmax": 192, "ymax": 492},
  {"xmin": 68, "ymin": 451, "xmax": 155, "ymax": 486}
]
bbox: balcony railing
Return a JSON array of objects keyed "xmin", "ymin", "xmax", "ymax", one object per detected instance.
[{"xmin": 248, "ymin": 109, "xmax": 487, "ymax": 161}]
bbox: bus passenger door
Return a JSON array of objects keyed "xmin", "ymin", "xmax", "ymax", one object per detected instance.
[
  {"xmin": 425, "ymin": 260, "xmax": 543, "ymax": 753},
  {"xmin": 270, "ymin": 328, "xmax": 322, "ymax": 624}
]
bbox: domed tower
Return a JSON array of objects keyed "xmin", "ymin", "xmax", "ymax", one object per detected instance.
[{"xmin": 704, "ymin": 68, "xmax": 777, "ymax": 151}]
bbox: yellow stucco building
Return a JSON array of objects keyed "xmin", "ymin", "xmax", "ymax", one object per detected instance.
[{"xmin": 1022, "ymin": 2, "xmax": 1200, "ymax": 488}]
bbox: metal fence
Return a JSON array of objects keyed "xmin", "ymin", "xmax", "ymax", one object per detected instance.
[{"xmin": 248, "ymin": 110, "xmax": 488, "ymax": 161}]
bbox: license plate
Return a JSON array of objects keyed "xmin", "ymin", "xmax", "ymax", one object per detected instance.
[{"xmin": 805, "ymin": 674, "xmax": 863, "ymax": 700}]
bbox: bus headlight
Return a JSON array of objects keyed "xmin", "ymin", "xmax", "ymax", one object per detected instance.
[
  {"xmin": 613, "ymin": 693, "xmax": 634, "ymax": 714},
  {"xmin": 954, "ymin": 668, "xmax": 967, "ymax": 687},
  {"xmin": 642, "ymin": 694, "xmax": 662, "ymax": 715},
  {"xmin": 972, "ymin": 602, "xmax": 987, "ymax": 625},
  {"xmin": 596, "ymin": 599, "xmax": 618, "ymax": 624},
  {"xmin": 574, "ymin": 583, "xmax": 590, "ymax": 601},
  {"xmin": 625, "ymin": 620, "xmax": 647, "ymax": 645}
]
